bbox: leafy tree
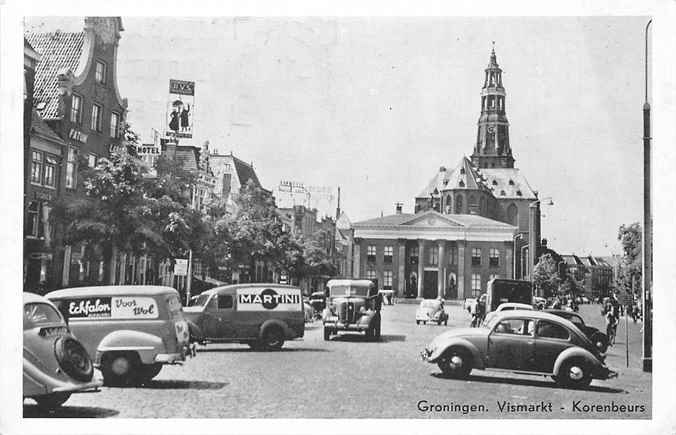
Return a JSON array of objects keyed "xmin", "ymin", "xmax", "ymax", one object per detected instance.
[
  {"xmin": 617, "ymin": 223, "xmax": 642, "ymax": 295},
  {"xmin": 532, "ymin": 253, "xmax": 561, "ymax": 298},
  {"xmin": 52, "ymin": 152, "xmax": 169, "ymax": 282}
]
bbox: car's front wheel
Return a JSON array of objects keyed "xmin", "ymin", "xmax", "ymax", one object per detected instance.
[
  {"xmin": 556, "ymin": 359, "xmax": 593, "ymax": 389},
  {"xmin": 261, "ymin": 326, "xmax": 285, "ymax": 350},
  {"xmin": 437, "ymin": 347, "xmax": 472, "ymax": 379},
  {"xmin": 34, "ymin": 392, "xmax": 71, "ymax": 410}
]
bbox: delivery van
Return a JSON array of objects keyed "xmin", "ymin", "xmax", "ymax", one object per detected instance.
[
  {"xmin": 485, "ymin": 278, "xmax": 533, "ymax": 313},
  {"xmin": 45, "ymin": 285, "xmax": 193, "ymax": 386},
  {"xmin": 183, "ymin": 284, "xmax": 305, "ymax": 350}
]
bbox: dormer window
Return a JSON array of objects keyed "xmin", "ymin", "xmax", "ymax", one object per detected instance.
[
  {"xmin": 500, "ymin": 190, "xmax": 506, "ymax": 196},
  {"xmin": 459, "ymin": 180, "xmax": 465, "ymax": 187},
  {"xmin": 508, "ymin": 179, "xmax": 515, "ymax": 186},
  {"xmin": 459, "ymin": 168, "xmax": 465, "ymax": 175},
  {"xmin": 516, "ymin": 190, "xmax": 522, "ymax": 196},
  {"xmin": 492, "ymin": 180, "xmax": 498, "ymax": 186}
]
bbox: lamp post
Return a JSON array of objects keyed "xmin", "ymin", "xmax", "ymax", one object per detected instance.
[{"xmin": 642, "ymin": 18, "xmax": 652, "ymax": 373}]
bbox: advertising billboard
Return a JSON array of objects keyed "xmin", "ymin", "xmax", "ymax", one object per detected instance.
[{"xmin": 166, "ymin": 79, "xmax": 195, "ymax": 139}]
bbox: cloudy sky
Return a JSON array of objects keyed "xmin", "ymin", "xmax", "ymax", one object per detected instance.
[{"xmin": 26, "ymin": 16, "xmax": 648, "ymax": 255}]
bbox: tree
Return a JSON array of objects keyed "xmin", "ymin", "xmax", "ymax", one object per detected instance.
[
  {"xmin": 52, "ymin": 152, "xmax": 169, "ymax": 283},
  {"xmin": 532, "ymin": 253, "xmax": 561, "ymax": 298},
  {"xmin": 618, "ymin": 223, "xmax": 642, "ymax": 296}
]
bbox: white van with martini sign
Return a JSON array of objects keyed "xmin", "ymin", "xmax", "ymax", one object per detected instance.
[{"xmin": 183, "ymin": 284, "xmax": 305, "ymax": 350}]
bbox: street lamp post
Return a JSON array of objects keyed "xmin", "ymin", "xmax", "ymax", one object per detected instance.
[{"xmin": 642, "ymin": 18, "xmax": 652, "ymax": 373}]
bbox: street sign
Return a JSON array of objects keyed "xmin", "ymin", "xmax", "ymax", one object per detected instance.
[{"xmin": 174, "ymin": 259, "xmax": 188, "ymax": 276}]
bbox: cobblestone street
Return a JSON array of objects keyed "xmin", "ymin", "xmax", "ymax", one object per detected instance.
[{"xmin": 23, "ymin": 303, "xmax": 651, "ymax": 418}]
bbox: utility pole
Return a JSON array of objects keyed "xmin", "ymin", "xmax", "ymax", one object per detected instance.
[
  {"xmin": 642, "ymin": 18, "xmax": 652, "ymax": 373},
  {"xmin": 186, "ymin": 185, "xmax": 196, "ymax": 304}
]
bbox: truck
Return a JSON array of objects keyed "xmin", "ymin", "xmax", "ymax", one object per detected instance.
[{"xmin": 485, "ymin": 278, "xmax": 533, "ymax": 314}]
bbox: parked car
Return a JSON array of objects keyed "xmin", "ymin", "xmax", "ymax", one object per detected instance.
[
  {"xmin": 308, "ymin": 291, "xmax": 327, "ymax": 318},
  {"xmin": 483, "ymin": 302, "xmax": 534, "ymax": 325},
  {"xmin": 421, "ymin": 310, "xmax": 617, "ymax": 388},
  {"xmin": 533, "ymin": 296, "xmax": 547, "ymax": 310},
  {"xmin": 322, "ymin": 279, "xmax": 382, "ymax": 341},
  {"xmin": 23, "ymin": 292, "xmax": 103, "ymax": 409},
  {"xmin": 184, "ymin": 284, "xmax": 305, "ymax": 350},
  {"xmin": 416, "ymin": 299, "xmax": 449, "ymax": 325},
  {"xmin": 545, "ymin": 309, "xmax": 609, "ymax": 353},
  {"xmin": 46, "ymin": 286, "xmax": 193, "ymax": 386}
]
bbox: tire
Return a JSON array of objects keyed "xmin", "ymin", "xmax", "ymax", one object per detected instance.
[
  {"xmin": 590, "ymin": 332, "xmax": 609, "ymax": 354},
  {"xmin": 556, "ymin": 359, "xmax": 593, "ymax": 389},
  {"xmin": 437, "ymin": 347, "xmax": 472, "ymax": 379},
  {"xmin": 101, "ymin": 352, "xmax": 140, "ymax": 386},
  {"xmin": 53, "ymin": 336, "xmax": 93, "ymax": 382},
  {"xmin": 261, "ymin": 326, "xmax": 285, "ymax": 350},
  {"xmin": 34, "ymin": 392, "xmax": 71, "ymax": 410},
  {"xmin": 374, "ymin": 321, "xmax": 381, "ymax": 340},
  {"xmin": 444, "ymin": 319, "xmax": 448, "ymax": 326},
  {"xmin": 138, "ymin": 363, "xmax": 162, "ymax": 383},
  {"xmin": 323, "ymin": 327, "xmax": 332, "ymax": 341}
]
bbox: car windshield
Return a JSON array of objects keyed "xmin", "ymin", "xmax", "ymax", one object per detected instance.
[
  {"xmin": 421, "ymin": 300, "xmax": 440, "ymax": 309},
  {"xmin": 23, "ymin": 303, "xmax": 62, "ymax": 330},
  {"xmin": 192, "ymin": 294, "xmax": 211, "ymax": 307},
  {"xmin": 329, "ymin": 285, "xmax": 369, "ymax": 297}
]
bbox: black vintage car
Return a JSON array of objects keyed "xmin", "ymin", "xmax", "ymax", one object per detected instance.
[
  {"xmin": 544, "ymin": 309, "xmax": 609, "ymax": 353},
  {"xmin": 308, "ymin": 291, "xmax": 326, "ymax": 318}
]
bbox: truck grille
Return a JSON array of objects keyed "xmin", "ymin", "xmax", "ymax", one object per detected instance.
[{"xmin": 338, "ymin": 302, "xmax": 355, "ymax": 324}]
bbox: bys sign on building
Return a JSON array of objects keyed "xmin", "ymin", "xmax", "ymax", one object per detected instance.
[
  {"xmin": 236, "ymin": 288, "xmax": 301, "ymax": 312},
  {"xmin": 64, "ymin": 296, "xmax": 158, "ymax": 319},
  {"xmin": 166, "ymin": 79, "xmax": 195, "ymax": 139}
]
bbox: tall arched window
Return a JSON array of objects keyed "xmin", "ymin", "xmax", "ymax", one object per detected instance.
[
  {"xmin": 446, "ymin": 195, "xmax": 452, "ymax": 213},
  {"xmin": 455, "ymin": 195, "xmax": 463, "ymax": 214},
  {"xmin": 480, "ymin": 196, "xmax": 486, "ymax": 215},
  {"xmin": 507, "ymin": 203, "xmax": 518, "ymax": 226}
]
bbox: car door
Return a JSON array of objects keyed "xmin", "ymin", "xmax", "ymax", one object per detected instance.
[
  {"xmin": 533, "ymin": 319, "xmax": 574, "ymax": 373},
  {"xmin": 486, "ymin": 318, "xmax": 535, "ymax": 370},
  {"xmin": 203, "ymin": 294, "xmax": 235, "ymax": 339}
]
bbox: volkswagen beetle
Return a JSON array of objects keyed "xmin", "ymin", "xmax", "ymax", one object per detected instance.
[
  {"xmin": 415, "ymin": 299, "xmax": 449, "ymax": 325},
  {"xmin": 23, "ymin": 292, "xmax": 102, "ymax": 410},
  {"xmin": 420, "ymin": 310, "xmax": 617, "ymax": 388}
]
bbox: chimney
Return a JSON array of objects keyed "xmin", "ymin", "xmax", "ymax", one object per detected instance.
[
  {"xmin": 439, "ymin": 166, "xmax": 446, "ymax": 172},
  {"xmin": 395, "ymin": 202, "xmax": 403, "ymax": 214}
]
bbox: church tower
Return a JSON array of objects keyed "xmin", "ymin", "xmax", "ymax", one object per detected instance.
[{"xmin": 471, "ymin": 44, "xmax": 515, "ymax": 169}]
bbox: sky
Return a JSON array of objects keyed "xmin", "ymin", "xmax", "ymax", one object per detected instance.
[{"xmin": 26, "ymin": 16, "xmax": 648, "ymax": 256}]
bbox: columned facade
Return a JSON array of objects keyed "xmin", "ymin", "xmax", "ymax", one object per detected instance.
[{"xmin": 352, "ymin": 210, "xmax": 516, "ymax": 300}]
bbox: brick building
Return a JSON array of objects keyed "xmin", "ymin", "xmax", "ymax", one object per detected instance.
[
  {"xmin": 25, "ymin": 17, "xmax": 128, "ymax": 290},
  {"xmin": 352, "ymin": 47, "xmax": 539, "ymax": 300}
]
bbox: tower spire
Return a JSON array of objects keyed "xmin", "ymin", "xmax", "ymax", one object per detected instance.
[{"xmin": 471, "ymin": 44, "xmax": 514, "ymax": 169}]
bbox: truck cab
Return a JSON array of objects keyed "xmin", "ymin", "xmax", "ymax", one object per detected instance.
[
  {"xmin": 322, "ymin": 279, "xmax": 382, "ymax": 341},
  {"xmin": 485, "ymin": 278, "xmax": 534, "ymax": 314}
]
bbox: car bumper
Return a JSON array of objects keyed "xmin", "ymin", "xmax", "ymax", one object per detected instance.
[
  {"xmin": 420, "ymin": 348, "xmax": 433, "ymax": 362},
  {"xmin": 52, "ymin": 369, "xmax": 103, "ymax": 393},
  {"xmin": 323, "ymin": 321, "xmax": 369, "ymax": 331},
  {"xmin": 154, "ymin": 344, "xmax": 195, "ymax": 364},
  {"xmin": 592, "ymin": 365, "xmax": 619, "ymax": 380}
]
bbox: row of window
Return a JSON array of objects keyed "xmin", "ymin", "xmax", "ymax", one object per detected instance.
[
  {"xmin": 366, "ymin": 245, "xmax": 500, "ymax": 267},
  {"xmin": 30, "ymin": 151, "xmax": 58, "ymax": 188},
  {"xmin": 366, "ymin": 269, "xmax": 393, "ymax": 289},
  {"xmin": 70, "ymin": 93, "xmax": 121, "ymax": 138}
]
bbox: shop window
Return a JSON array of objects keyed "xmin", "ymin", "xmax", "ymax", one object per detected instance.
[
  {"xmin": 471, "ymin": 248, "xmax": 481, "ymax": 266},
  {"xmin": 26, "ymin": 201, "xmax": 41, "ymax": 237}
]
